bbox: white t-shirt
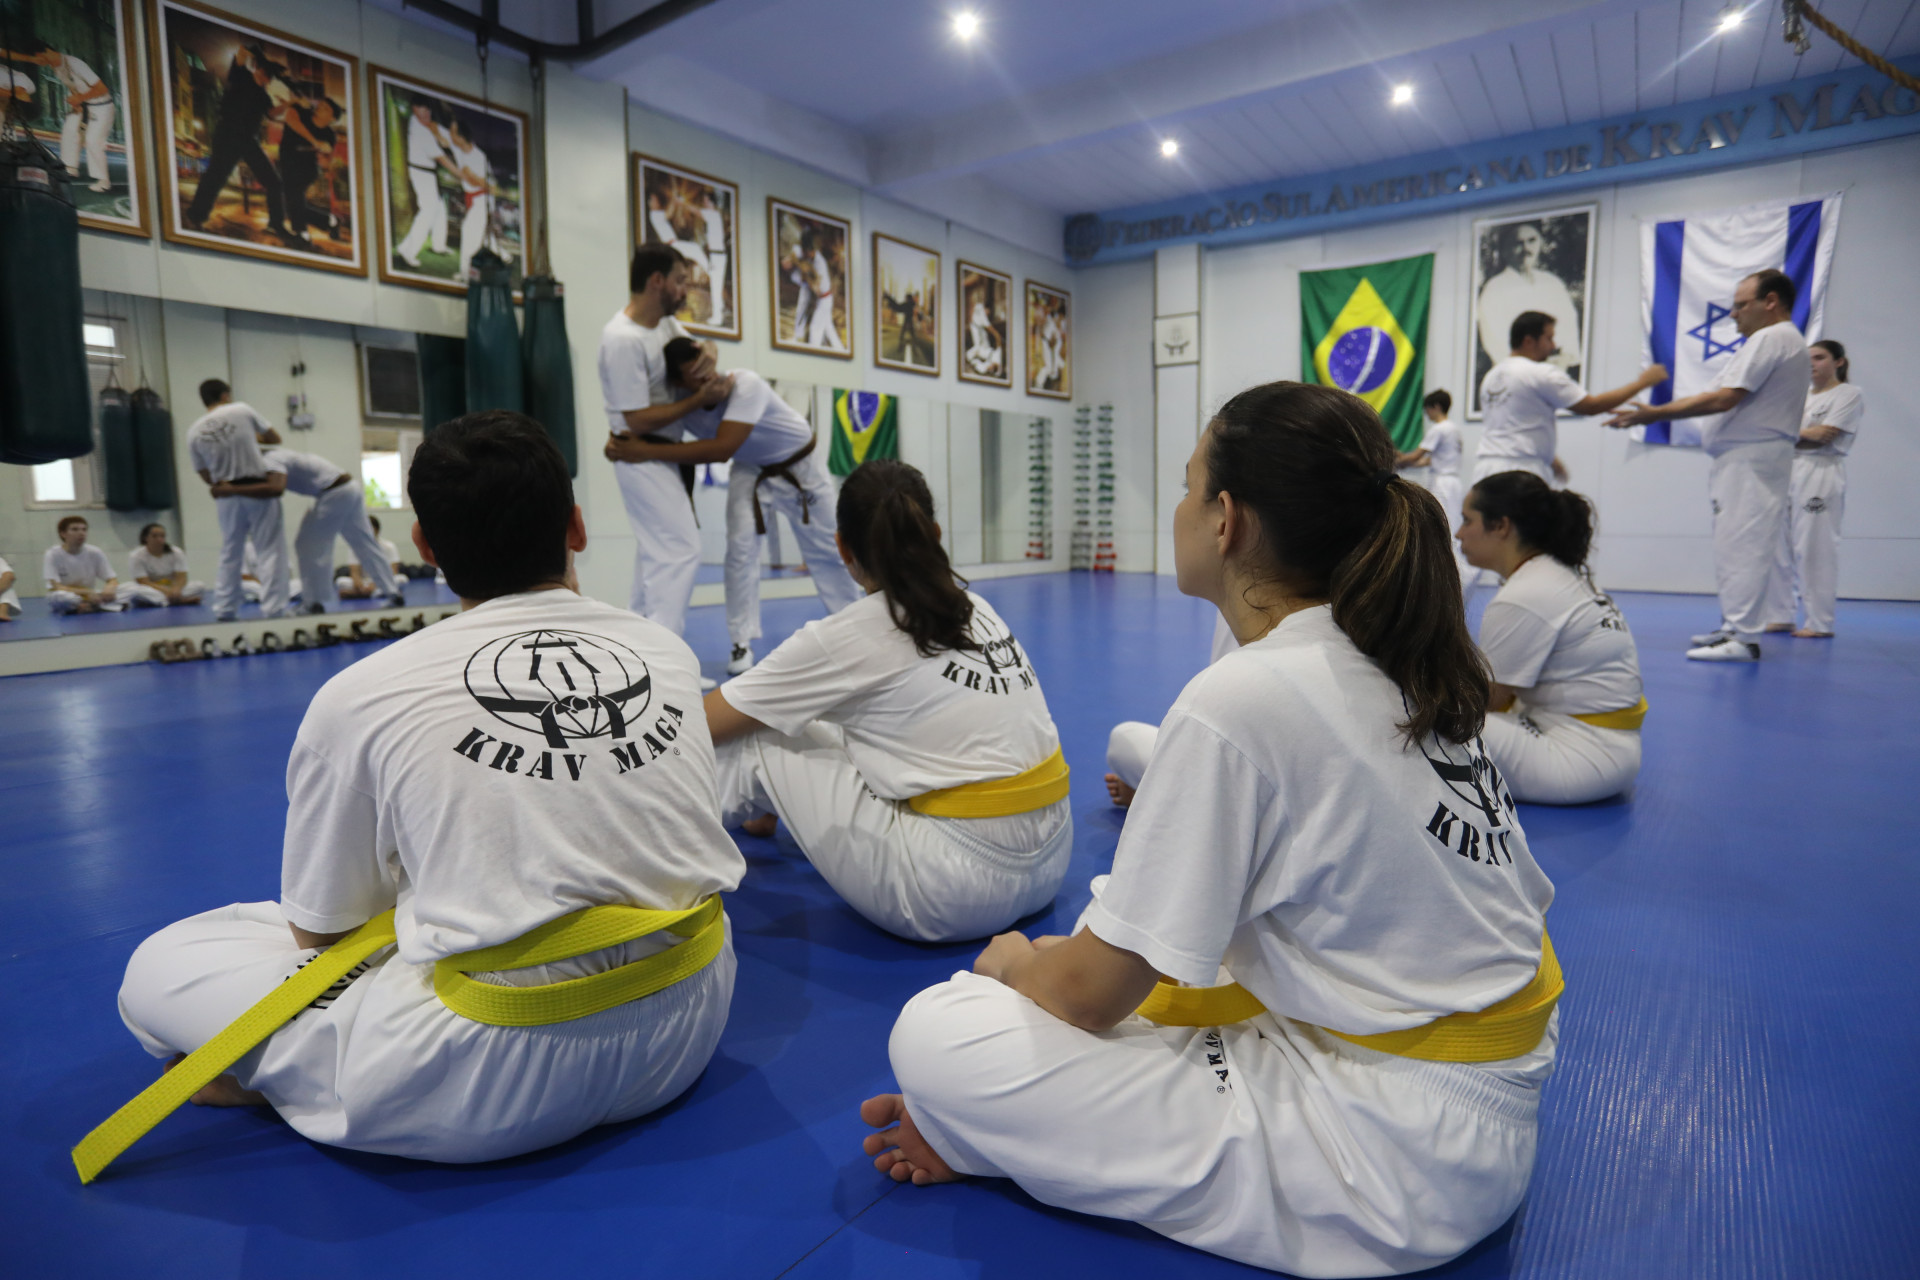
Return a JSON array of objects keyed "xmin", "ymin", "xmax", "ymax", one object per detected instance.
[
  {"xmin": 1083, "ymin": 605, "xmax": 1554, "ymax": 1040},
  {"xmin": 1479, "ymin": 556, "xmax": 1642, "ymax": 717},
  {"xmin": 44, "ymin": 543, "xmax": 115, "ymax": 588},
  {"xmin": 1703, "ymin": 321, "xmax": 1809, "ymax": 456},
  {"xmin": 339, "ymin": 538, "xmax": 400, "ymax": 575},
  {"xmin": 451, "ymin": 140, "xmax": 489, "ymax": 195},
  {"xmin": 187, "ymin": 402, "xmax": 273, "ymax": 484},
  {"xmin": 1477, "ymin": 357, "xmax": 1586, "ymax": 466},
  {"xmin": 1419, "ymin": 418, "xmax": 1462, "ymax": 479},
  {"xmin": 598, "ymin": 310, "xmax": 691, "ymax": 437},
  {"xmin": 406, "ymin": 114, "xmax": 444, "ymax": 169},
  {"xmin": 262, "ymin": 447, "xmax": 347, "ymax": 497},
  {"xmin": 678, "ymin": 370, "xmax": 814, "ymax": 468},
  {"xmin": 130, "ymin": 546, "xmax": 188, "ymax": 581},
  {"xmin": 1799, "ymin": 382, "xmax": 1865, "ymax": 459},
  {"xmin": 279, "ymin": 590, "xmax": 746, "ymax": 963},
  {"xmin": 719, "ymin": 590, "xmax": 1061, "ymax": 800}
]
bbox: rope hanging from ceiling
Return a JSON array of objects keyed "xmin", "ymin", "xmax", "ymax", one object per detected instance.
[{"xmin": 1783, "ymin": 0, "xmax": 1920, "ymax": 94}]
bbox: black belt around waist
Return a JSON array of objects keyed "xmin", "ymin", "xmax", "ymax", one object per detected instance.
[
  {"xmin": 750, "ymin": 435, "xmax": 818, "ymax": 535},
  {"xmin": 640, "ymin": 433, "xmax": 698, "ymax": 506}
]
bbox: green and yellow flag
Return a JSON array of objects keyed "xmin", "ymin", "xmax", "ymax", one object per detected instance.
[
  {"xmin": 828, "ymin": 389, "xmax": 899, "ymax": 476},
  {"xmin": 1300, "ymin": 254, "xmax": 1432, "ymax": 450}
]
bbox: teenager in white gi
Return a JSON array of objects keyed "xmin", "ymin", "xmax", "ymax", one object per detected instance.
[
  {"xmin": 216, "ymin": 446, "xmax": 405, "ymax": 613},
  {"xmin": 129, "ymin": 524, "xmax": 205, "ymax": 607},
  {"xmin": 1457, "ymin": 473, "xmax": 1643, "ymax": 806},
  {"xmin": 44, "ymin": 516, "xmax": 140, "ymax": 612},
  {"xmin": 606, "ymin": 338, "xmax": 861, "ymax": 675},
  {"xmin": 1103, "ymin": 614, "xmax": 1238, "ymax": 806},
  {"xmin": 1476, "ymin": 310, "xmax": 1665, "ymax": 485},
  {"xmin": 6, "ymin": 38, "xmax": 114, "ymax": 191},
  {"xmin": 1768, "ymin": 339, "xmax": 1862, "ymax": 638},
  {"xmin": 394, "ymin": 100, "xmax": 451, "ymax": 268},
  {"xmin": 188, "ymin": 378, "xmax": 290, "ymax": 621},
  {"xmin": 704, "ymin": 460, "xmax": 1073, "ymax": 944},
  {"xmin": 864, "ymin": 382, "xmax": 1559, "ymax": 1279},
  {"xmin": 1397, "ymin": 389, "xmax": 1472, "ymax": 602},
  {"xmin": 115, "ymin": 412, "xmax": 746, "ymax": 1162},
  {"xmin": 0, "ymin": 555, "xmax": 19, "ymax": 620},
  {"xmin": 1609, "ymin": 270, "xmax": 1810, "ymax": 662}
]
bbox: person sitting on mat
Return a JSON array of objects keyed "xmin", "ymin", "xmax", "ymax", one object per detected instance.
[
  {"xmin": 334, "ymin": 515, "xmax": 404, "ymax": 600},
  {"xmin": 99, "ymin": 411, "xmax": 745, "ymax": 1176},
  {"xmin": 0, "ymin": 555, "xmax": 19, "ymax": 621},
  {"xmin": 862, "ymin": 382, "xmax": 1559, "ymax": 1279},
  {"xmin": 128, "ymin": 524, "xmax": 206, "ymax": 607},
  {"xmin": 1103, "ymin": 613, "xmax": 1237, "ymax": 807},
  {"xmin": 44, "ymin": 516, "xmax": 141, "ymax": 613},
  {"xmin": 702, "ymin": 458, "xmax": 1074, "ymax": 944},
  {"xmin": 1456, "ymin": 471, "xmax": 1644, "ymax": 806}
]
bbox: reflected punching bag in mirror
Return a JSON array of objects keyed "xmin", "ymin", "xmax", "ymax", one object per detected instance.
[{"xmin": 464, "ymin": 247, "xmax": 524, "ymax": 416}]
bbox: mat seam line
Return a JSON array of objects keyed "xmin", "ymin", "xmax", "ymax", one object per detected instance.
[{"xmin": 771, "ymin": 1180, "xmax": 902, "ymax": 1278}]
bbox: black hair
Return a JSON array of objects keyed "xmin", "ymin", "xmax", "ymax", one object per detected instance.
[
  {"xmin": 1206, "ymin": 381, "xmax": 1487, "ymax": 745},
  {"xmin": 198, "ymin": 378, "xmax": 230, "ymax": 407},
  {"xmin": 1509, "ymin": 311, "xmax": 1555, "ymax": 350},
  {"xmin": 1423, "ymin": 389, "xmax": 1452, "ymax": 416},
  {"xmin": 662, "ymin": 336, "xmax": 702, "ymax": 384},
  {"xmin": 369, "ymin": 515, "xmax": 382, "ymax": 534},
  {"xmin": 835, "ymin": 459, "xmax": 976, "ymax": 657},
  {"xmin": 407, "ymin": 411, "xmax": 572, "ymax": 600},
  {"xmin": 1467, "ymin": 471, "xmax": 1595, "ymax": 569},
  {"xmin": 138, "ymin": 522, "xmax": 172, "ymax": 551},
  {"xmin": 1812, "ymin": 338, "xmax": 1849, "ymax": 382},
  {"xmin": 14, "ymin": 35, "xmax": 50, "ymax": 56},
  {"xmin": 630, "ymin": 244, "xmax": 684, "ymax": 294},
  {"xmin": 1747, "ymin": 268, "xmax": 1798, "ymax": 311}
]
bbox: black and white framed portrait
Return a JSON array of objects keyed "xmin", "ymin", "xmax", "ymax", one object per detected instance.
[{"xmin": 1468, "ymin": 204, "xmax": 1596, "ymax": 418}]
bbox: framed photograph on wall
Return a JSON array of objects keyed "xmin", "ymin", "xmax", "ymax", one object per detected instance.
[
  {"xmin": 372, "ymin": 66, "xmax": 527, "ymax": 296},
  {"xmin": 148, "ymin": 0, "xmax": 364, "ymax": 274},
  {"xmin": 768, "ymin": 197, "xmax": 851, "ymax": 357},
  {"xmin": 1467, "ymin": 203, "xmax": 1596, "ymax": 418},
  {"xmin": 1025, "ymin": 280, "xmax": 1071, "ymax": 399},
  {"xmin": 957, "ymin": 259, "xmax": 1011, "ymax": 388},
  {"xmin": 2, "ymin": 0, "xmax": 150, "ymax": 236},
  {"xmin": 872, "ymin": 231, "xmax": 939, "ymax": 377},
  {"xmin": 634, "ymin": 154, "xmax": 739, "ymax": 338}
]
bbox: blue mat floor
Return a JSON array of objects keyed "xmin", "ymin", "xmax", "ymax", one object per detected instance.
[{"xmin": 2, "ymin": 572, "xmax": 1916, "ymax": 1278}]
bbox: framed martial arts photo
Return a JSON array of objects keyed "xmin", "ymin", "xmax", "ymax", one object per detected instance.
[
  {"xmin": 1467, "ymin": 203, "xmax": 1595, "ymax": 418},
  {"xmin": 2, "ymin": 0, "xmax": 150, "ymax": 237},
  {"xmin": 372, "ymin": 67, "xmax": 528, "ymax": 297},
  {"xmin": 633, "ymin": 154, "xmax": 739, "ymax": 339},
  {"xmin": 957, "ymin": 259, "xmax": 1012, "ymax": 388},
  {"xmin": 872, "ymin": 231, "xmax": 939, "ymax": 377},
  {"xmin": 147, "ymin": 0, "xmax": 364, "ymax": 275},
  {"xmin": 1025, "ymin": 280, "xmax": 1071, "ymax": 400},
  {"xmin": 768, "ymin": 196, "xmax": 852, "ymax": 359}
]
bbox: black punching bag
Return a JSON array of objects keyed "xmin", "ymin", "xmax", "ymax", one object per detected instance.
[
  {"xmin": 0, "ymin": 142, "xmax": 93, "ymax": 464},
  {"xmin": 132, "ymin": 388, "xmax": 177, "ymax": 510},
  {"xmin": 101, "ymin": 386, "xmax": 141, "ymax": 510},
  {"xmin": 521, "ymin": 275, "xmax": 577, "ymax": 475},
  {"xmin": 464, "ymin": 248, "xmax": 524, "ymax": 415},
  {"xmin": 417, "ymin": 333, "xmax": 466, "ymax": 434}
]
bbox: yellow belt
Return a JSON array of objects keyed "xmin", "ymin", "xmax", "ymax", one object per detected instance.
[
  {"xmin": 72, "ymin": 895, "xmax": 724, "ymax": 1184},
  {"xmin": 908, "ymin": 746, "xmax": 1071, "ymax": 818},
  {"xmin": 1134, "ymin": 931, "xmax": 1563, "ymax": 1064},
  {"xmin": 1571, "ymin": 697, "xmax": 1648, "ymax": 731}
]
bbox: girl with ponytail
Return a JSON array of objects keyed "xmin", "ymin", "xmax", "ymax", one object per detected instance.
[
  {"xmin": 865, "ymin": 383, "xmax": 1560, "ymax": 1278},
  {"xmin": 1458, "ymin": 469, "xmax": 1645, "ymax": 804},
  {"xmin": 702, "ymin": 458, "xmax": 1073, "ymax": 943}
]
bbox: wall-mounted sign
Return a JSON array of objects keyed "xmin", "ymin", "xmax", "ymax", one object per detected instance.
[{"xmin": 1153, "ymin": 313, "xmax": 1198, "ymax": 367}]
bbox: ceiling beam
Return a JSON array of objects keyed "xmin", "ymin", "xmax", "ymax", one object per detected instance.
[{"xmin": 399, "ymin": 0, "xmax": 722, "ymax": 63}]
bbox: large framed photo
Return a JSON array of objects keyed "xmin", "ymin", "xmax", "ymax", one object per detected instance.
[
  {"xmin": 957, "ymin": 260, "xmax": 1011, "ymax": 388},
  {"xmin": 1467, "ymin": 203, "xmax": 1595, "ymax": 418},
  {"xmin": 148, "ymin": 0, "xmax": 363, "ymax": 274},
  {"xmin": 634, "ymin": 154, "xmax": 739, "ymax": 338},
  {"xmin": 768, "ymin": 197, "xmax": 851, "ymax": 358},
  {"xmin": 2, "ymin": 0, "xmax": 149, "ymax": 236},
  {"xmin": 372, "ymin": 67, "xmax": 526, "ymax": 295},
  {"xmin": 872, "ymin": 231, "xmax": 939, "ymax": 377},
  {"xmin": 1025, "ymin": 280, "xmax": 1071, "ymax": 399}
]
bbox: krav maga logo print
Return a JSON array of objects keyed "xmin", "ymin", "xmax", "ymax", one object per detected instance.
[{"xmin": 465, "ymin": 630, "xmax": 653, "ymax": 748}]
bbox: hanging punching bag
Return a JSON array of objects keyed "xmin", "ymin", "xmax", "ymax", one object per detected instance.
[
  {"xmin": 417, "ymin": 333, "xmax": 467, "ymax": 434},
  {"xmin": 101, "ymin": 386, "xmax": 141, "ymax": 510},
  {"xmin": 464, "ymin": 248, "xmax": 524, "ymax": 415},
  {"xmin": 520, "ymin": 275, "xmax": 577, "ymax": 476},
  {"xmin": 0, "ymin": 141, "xmax": 93, "ymax": 464},
  {"xmin": 132, "ymin": 388, "xmax": 177, "ymax": 510}
]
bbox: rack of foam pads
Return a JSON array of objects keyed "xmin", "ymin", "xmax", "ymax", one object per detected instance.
[{"xmin": 145, "ymin": 610, "xmax": 460, "ymax": 663}]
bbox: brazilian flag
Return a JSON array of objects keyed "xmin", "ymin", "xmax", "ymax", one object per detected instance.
[
  {"xmin": 1300, "ymin": 254, "xmax": 1432, "ymax": 450},
  {"xmin": 828, "ymin": 389, "xmax": 899, "ymax": 476}
]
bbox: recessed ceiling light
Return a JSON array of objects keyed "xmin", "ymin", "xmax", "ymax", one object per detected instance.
[
  {"xmin": 1716, "ymin": 7, "xmax": 1744, "ymax": 33},
  {"xmin": 1160, "ymin": 138, "xmax": 1180, "ymax": 158},
  {"xmin": 1391, "ymin": 83, "xmax": 1414, "ymax": 106},
  {"xmin": 952, "ymin": 11, "xmax": 979, "ymax": 41}
]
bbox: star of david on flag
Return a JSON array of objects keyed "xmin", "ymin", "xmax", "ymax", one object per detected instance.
[
  {"xmin": 1687, "ymin": 301, "xmax": 1745, "ymax": 362},
  {"xmin": 1300, "ymin": 254, "xmax": 1432, "ymax": 450},
  {"xmin": 828, "ymin": 389, "xmax": 899, "ymax": 476}
]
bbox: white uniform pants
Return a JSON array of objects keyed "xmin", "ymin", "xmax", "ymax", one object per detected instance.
[
  {"xmin": 1106, "ymin": 721, "xmax": 1157, "ymax": 790},
  {"xmin": 715, "ymin": 722, "xmax": 1073, "ymax": 943},
  {"xmin": 126, "ymin": 581, "xmax": 206, "ymax": 607},
  {"xmin": 1707, "ymin": 439, "xmax": 1793, "ymax": 642},
  {"xmin": 214, "ymin": 496, "xmax": 287, "ymax": 618},
  {"xmin": 117, "ymin": 900, "xmax": 735, "ymax": 1164},
  {"xmin": 1770, "ymin": 456, "xmax": 1846, "ymax": 634},
  {"xmin": 1470, "ymin": 456, "xmax": 1551, "ymax": 486},
  {"xmin": 724, "ymin": 450, "xmax": 860, "ymax": 646},
  {"xmin": 1480, "ymin": 707, "xmax": 1640, "ymax": 806},
  {"xmin": 62, "ymin": 100, "xmax": 113, "ymax": 186},
  {"xmin": 47, "ymin": 582, "xmax": 140, "ymax": 613},
  {"xmin": 396, "ymin": 168, "xmax": 448, "ymax": 262},
  {"xmin": 614, "ymin": 458, "xmax": 701, "ymax": 634},
  {"xmin": 297, "ymin": 482, "xmax": 399, "ymax": 607},
  {"xmin": 457, "ymin": 193, "xmax": 491, "ymax": 282}
]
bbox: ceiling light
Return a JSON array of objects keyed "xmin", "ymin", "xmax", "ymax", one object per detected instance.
[
  {"xmin": 952, "ymin": 11, "xmax": 979, "ymax": 41},
  {"xmin": 1716, "ymin": 7, "xmax": 1744, "ymax": 33},
  {"xmin": 1391, "ymin": 83, "xmax": 1414, "ymax": 106},
  {"xmin": 1160, "ymin": 138, "xmax": 1180, "ymax": 158}
]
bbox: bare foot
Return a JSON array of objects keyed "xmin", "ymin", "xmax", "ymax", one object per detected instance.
[
  {"xmin": 740, "ymin": 813, "xmax": 778, "ymax": 838},
  {"xmin": 1103, "ymin": 772, "xmax": 1136, "ymax": 808},
  {"xmin": 163, "ymin": 1053, "xmax": 268, "ymax": 1107},
  {"xmin": 860, "ymin": 1093, "xmax": 961, "ymax": 1186},
  {"xmin": 1791, "ymin": 629, "xmax": 1834, "ymax": 638}
]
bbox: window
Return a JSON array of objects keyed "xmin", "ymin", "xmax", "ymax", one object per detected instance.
[
  {"xmin": 360, "ymin": 427, "xmax": 422, "ymax": 510},
  {"xmin": 27, "ymin": 317, "xmax": 124, "ymax": 508}
]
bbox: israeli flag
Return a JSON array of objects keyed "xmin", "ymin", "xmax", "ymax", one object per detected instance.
[{"xmin": 1638, "ymin": 193, "xmax": 1842, "ymax": 446}]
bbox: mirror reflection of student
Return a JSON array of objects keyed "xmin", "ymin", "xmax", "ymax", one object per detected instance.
[
  {"xmin": 334, "ymin": 515, "xmax": 404, "ymax": 601},
  {"xmin": 44, "ymin": 515, "xmax": 140, "ymax": 613},
  {"xmin": 0, "ymin": 555, "xmax": 21, "ymax": 621},
  {"xmin": 129, "ymin": 524, "xmax": 206, "ymax": 606}
]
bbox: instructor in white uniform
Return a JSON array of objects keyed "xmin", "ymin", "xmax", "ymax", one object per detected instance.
[
  {"xmin": 1770, "ymin": 339, "xmax": 1862, "ymax": 638},
  {"xmin": 186, "ymin": 380, "xmax": 290, "ymax": 622},
  {"xmin": 864, "ymin": 383, "xmax": 1560, "ymax": 1278},
  {"xmin": 1476, "ymin": 311, "xmax": 1665, "ymax": 485},
  {"xmin": 215, "ymin": 446, "xmax": 405, "ymax": 613},
  {"xmin": 1609, "ymin": 269, "xmax": 1810, "ymax": 662}
]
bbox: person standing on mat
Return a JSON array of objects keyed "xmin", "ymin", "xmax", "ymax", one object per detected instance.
[
  {"xmin": 1476, "ymin": 311, "xmax": 1665, "ymax": 486},
  {"xmin": 188, "ymin": 379, "xmax": 290, "ymax": 622},
  {"xmin": 44, "ymin": 516, "xmax": 139, "ymax": 612},
  {"xmin": 1398, "ymin": 388, "xmax": 1472, "ymax": 602},
  {"xmin": 1608, "ymin": 270, "xmax": 1810, "ymax": 662},
  {"xmin": 1768, "ymin": 339, "xmax": 1862, "ymax": 639},
  {"xmin": 213, "ymin": 446, "xmax": 404, "ymax": 613},
  {"xmin": 129, "ymin": 524, "xmax": 206, "ymax": 607}
]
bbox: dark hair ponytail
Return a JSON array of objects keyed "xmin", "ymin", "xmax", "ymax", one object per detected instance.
[
  {"xmin": 836, "ymin": 459, "xmax": 976, "ymax": 657},
  {"xmin": 1208, "ymin": 382, "xmax": 1488, "ymax": 745},
  {"xmin": 1467, "ymin": 471, "xmax": 1594, "ymax": 569}
]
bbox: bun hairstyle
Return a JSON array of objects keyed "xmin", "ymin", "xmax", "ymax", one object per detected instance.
[
  {"xmin": 1207, "ymin": 382, "xmax": 1488, "ymax": 745},
  {"xmin": 1467, "ymin": 471, "xmax": 1595, "ymax": 569},
  {"xmin": 1813, "ymin": 338, "xmax": 1849, "ymax": 382},
  {"xmin": 835, "ymin": 459, "xmax": 976, "ymax": 657}
]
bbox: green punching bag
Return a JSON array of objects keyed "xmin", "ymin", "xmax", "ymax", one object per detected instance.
[
  {"xmin": 464, "ymin": 248, "xmax": 524, "ymax": 415},
  {"xmin": 521, "ymin": 275, "xmax": 577, "ymax": 475},
  {"xmin": 132, "ymin": 388, "xmax": 177, "ymax": 510},
  {"xmin": 0, "ymin": 142, "xmax": 93, "ymax": 464},
  {"xmin": 417, "ymin": 334, "xmax": 466, "ymax": 434},
  {"xmin": 101, "ymin": 386, "xmax": 141, "ymax": 510}
]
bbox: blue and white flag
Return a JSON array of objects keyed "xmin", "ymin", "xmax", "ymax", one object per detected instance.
[{"xmin": 1637, "ymin": 193, "xmax": 1842, "ymax": 446}]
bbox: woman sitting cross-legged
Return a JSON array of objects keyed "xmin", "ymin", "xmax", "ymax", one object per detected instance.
[
  {"xmin": 862, "ymin": 382, "xmax": 1561, "ymax": 1279},
  {"xmin": 703, "ymin": 459, "xmax": 1073, "ymax": 944}
]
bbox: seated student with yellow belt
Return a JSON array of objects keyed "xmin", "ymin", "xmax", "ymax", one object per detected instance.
[
  {"xmin": 87, "ymin": 411, "xmax": 744, "ymax": 1182},
  {"xmin": 1457, "ymin": 469, "xmax": 1645, "ymax": 806},
  {"xmin": 861, "ymin": 384, "xmax": 1560, "ymax": 1279},
  {"xmin": 703, "ymin": 459, "xmax": 1073, "ymax": 944}
]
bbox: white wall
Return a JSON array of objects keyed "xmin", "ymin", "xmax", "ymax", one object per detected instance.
[{"xmin": 1071, "ymin": 258, "xmax": 1155, "ymax": 571}]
